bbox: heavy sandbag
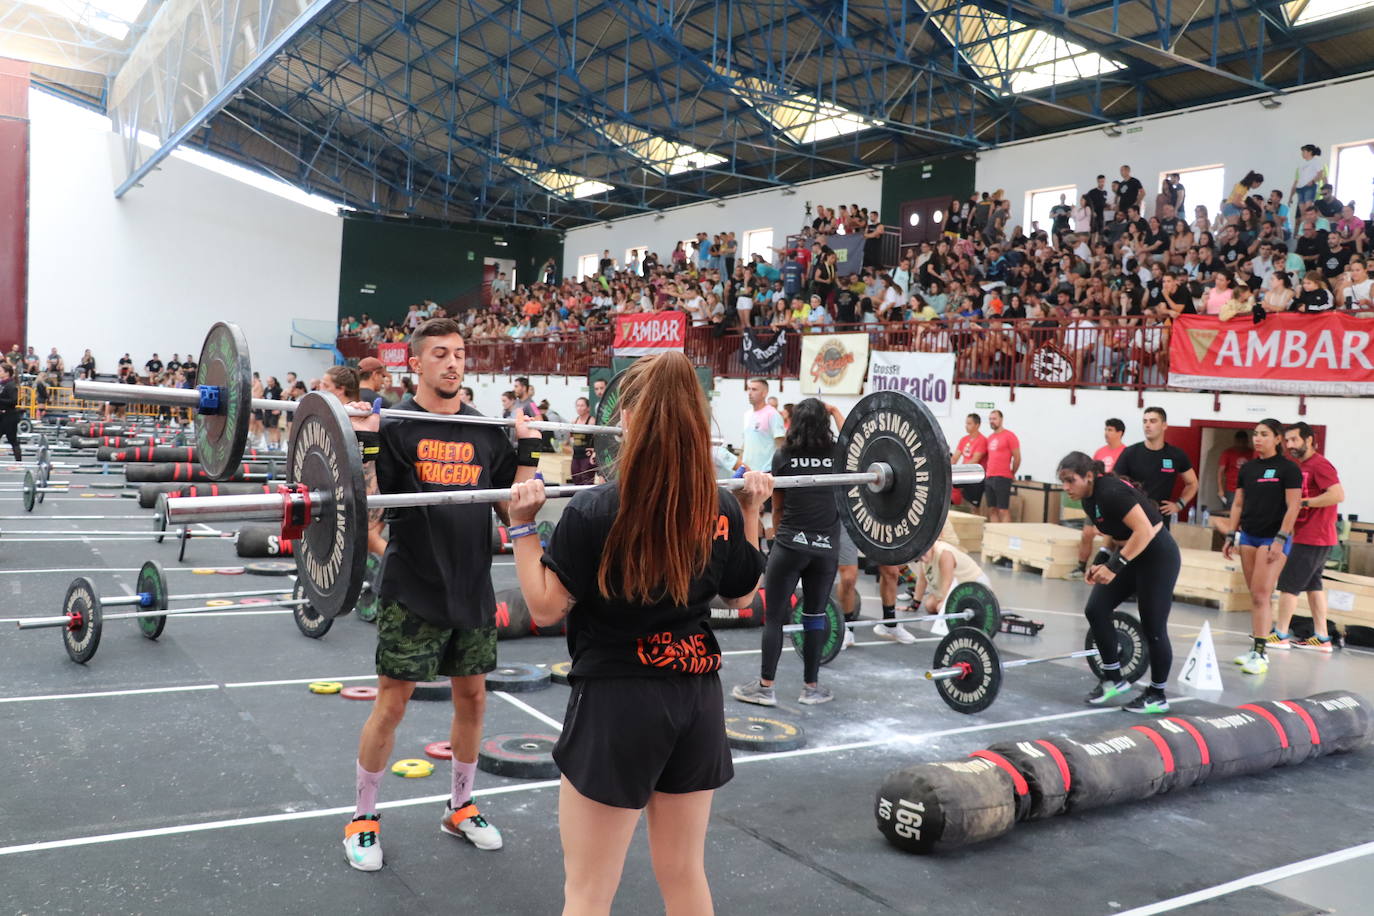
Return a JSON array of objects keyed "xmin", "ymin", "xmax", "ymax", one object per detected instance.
[
  {"xmin": 138, "ymin": 481, "xmax": 275, "ymax": 509},
  {"xmin": 235, "ymin": 525, "xmax": 295, "ymax": 558},
  {"xmin": 709, "ymin": 592, "xmax": 765, "ymax": 630},
  {"xmin": 1131, "ymin": 719, "xmax": 1211, "ymax": 792},
  {"xmin": 1294, "ymin": 691, "xmax": 1374, "ymax": 756},
  {"xmin": 875, "ymin": 758, "xmax": 1017, "ymax": 854},
  {"xmin": 495, "ymin": 589, "xmax": 529, "ymax": 641},
  {"xmin": 1180, "ymin": 709, "xmax": 1285, "ymax": 780},
  {"xmin": 981, "ymin": 739, "xmax": 1070, "ymax": 821},
  {"xmin": 1237, "ymin": 701, "xmax": 1323, "ymax": 767},
  {"xmin": 1046, "ymin": 729, "xmax": 1167, "ymax": 812},
  {"xmin": 70, "ymin": 436, "xmax": 150, "ymax": 449},
  {"xmin": 125, "ymin": 461, "xmax": 275, "ymax": 483},
  {"xmin": 97, "ymin": 446, "xmax": 195, "ymax": 463}
]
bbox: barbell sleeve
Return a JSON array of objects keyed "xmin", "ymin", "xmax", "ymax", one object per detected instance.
[
  {"xmin": 100, "ymin": 586, "xmax": 295, "ymax": 608},
  {"xmin": 925, "ymin": 647, "xmax": 1102, "ymax": 680},
  {"xmin": 15, "ymin": 598, "xmax": 311, "ymax": 629}
]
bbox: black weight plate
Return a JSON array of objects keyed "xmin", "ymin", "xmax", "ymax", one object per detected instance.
[
  {"xmin": 17, "ymin": 417, "xmax": 31, "ymax": 435},
  {"xmin": 178, "ymin": 525, "xmax": 190, "ymax": 562},
  {"xmin": 591, "ymin": 369, "xmax": 626, "ymax": 477},
  {"xmin": 153, "ymin": 494, "xmax": 168, "ymax": 544},
  {"xmin": 788, "ymin": 591, "xmax": 846, "ymax": 667},
  {"xmin": 932, "ymin": 627, "xmax": 1003, "ymax": 714},
  {"xmin": 62, "ymin": 576, "xmax": 103, "ymax": 664},
  {"xmin": 485, "ymin": 662, "xmax": 551, "ymax": 693},
  {"xmin": 477, "ymin": 733, "xmax": 560, "ymax": 779},
  {"xmin": 193, "ymin": 322, "xmax": 252, "ymax": 480},
  {"xmin": 550, "ymin": 660, "xmax": 572, "ymax": 686},
  {"xmin": 22, "ymin": 470, "xmax": 35, "ymax": 512},
  {"xmin": 1085, "ymin": 611, "xmax": 1151, "ymax": 684},
  {"xmin": 834, "ymin": 390, "xmax": 952, "ymax": 566},
  {"xmin": 946, "ymin": 581, "xmax": 1001, "ymax": 639},
  {"xmin": 288, "ymin": 392, "xmax": 366, "ymax": 621},
  {"xmin": 724, "ymin": 715, "xmax": 806, "ymax": 752},
  {"xmin": 136, "ymin": 559, "xmax": 169, "ymax": 640},
  {"xmin": 291, "ymin": 579, "xmax": 333, "ymax": 639},
  {"xmin": 355, "ymin": 552, "xmax": 383, "ymax": 623},
  {"xmin": 245, "ymin": 560, "xmax": 296, "ymax": 576}
]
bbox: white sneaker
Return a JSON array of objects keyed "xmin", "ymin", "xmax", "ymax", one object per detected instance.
[
  {"xmin": 841, "ymin": 627, "xmax": 856, "ymax": 651},
  {"xmin": 343, "ymin": 815, "xmax": 383, "ymax": 872},
  {"xmin": 872, "ymin": 623, "xmax": 917, "ymax": 645},
  {"xmin": 1238, "ymin": 651, "xmax": 1269, "ymax": 676},
  {"xmin": 441, "ymin": 803, "xmax": 503, "ymax": 850}
]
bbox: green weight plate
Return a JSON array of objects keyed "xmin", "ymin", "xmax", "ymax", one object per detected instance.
[
  {"xmin": 1085, "ymin": 611, "xmax": 1151, "ymax": 685},
  {"xmin": 591, "ymin": 369, "xmax": 626, "ymax": 478},
  {"xmin": 946, "ymin": 581, "xmax": 1001, "ymax": 639},
  {"xmin": 291, "ymin": 578, "xmax": 333, "ymax": 639},
  {"xmin": 22, "ymin": 469, "xmax": 36, "ymax": 513},
  {"xmin": 788, "ymin": 590, "xmax": 846, "ymax": 667},
  {"xmin": 62, "ymin": 577, "xmax": 103, "ymax": 664},
  {"xmin": 136, "ymin": 559, "xmax": 169, "ymax": 639},
  {"xmin": 193, "ymin": 322, "xmax": 252, "ymax": 480},
  {"xmin": 834, "ymin": 390, "xmax": 952, "ymax": 567},
  {"xmin": 288, "ymin": 392, "xmax": 366, "ymax": 621},
  {"xmin": 931, "ymin": 626, "xmax": 1003, "ymax": 714}
]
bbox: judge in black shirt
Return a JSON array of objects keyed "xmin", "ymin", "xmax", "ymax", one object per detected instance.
[
  {"xmin": 1113, "ymin": 406, "xmax": 1198, "ymax": 528},
  {"xmin": 509, "ymin": 351, "xmax": 769, "ymax": 914},
  {"xmin": 1058, "ymin": 451, "xmax": 1179, "ymax": 715}
]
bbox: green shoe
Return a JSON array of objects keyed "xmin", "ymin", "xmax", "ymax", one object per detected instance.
[{"xmin": 1123, "ymin": 689, "xmax": 1170, "ymax": 714}]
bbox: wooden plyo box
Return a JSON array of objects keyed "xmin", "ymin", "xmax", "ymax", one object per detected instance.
[
  {"xmin": 945, "ymin": 510, "xmax": 985, "ymax": 554},
  {"xmin": 1174, "ymin": 548, "xmax": 1249, "ymax": 612},
  {"xmin": 981, "ymin": 523, "xmax": 1091, "ymax": 579}
]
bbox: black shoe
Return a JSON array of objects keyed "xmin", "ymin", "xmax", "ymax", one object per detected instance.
[
  {"xmin": 1085, "ymin": 679, "xmax": 1132, "ymax": 705},
  {"xmin": 1123, "ymin": 688, "xmax": 1170, "ymax": 714}
]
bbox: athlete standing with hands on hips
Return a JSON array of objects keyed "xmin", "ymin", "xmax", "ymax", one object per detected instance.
[
  {"xmin": 508, "ymin": 352, "xmax": 770, "ymax": 915},
  {"xmin": 1057, "ymin": 451, "xmax": 1180, "ymax": 714}
]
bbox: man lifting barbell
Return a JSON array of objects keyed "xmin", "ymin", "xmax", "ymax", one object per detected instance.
[{"xmin": 1056, "ymin": 450, "xmax": 1180, "ymax": 714}]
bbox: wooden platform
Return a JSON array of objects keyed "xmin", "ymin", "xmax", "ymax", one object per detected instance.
[
  {"xmin": 1297, "ymin": 570, "xmax": 1374, "ymax": 629},
  {"xmin": 981, "ymin": 523, "xmax": 1095, "ymax": 580},
  {"xmin": 1174, "ymin": 547, "xmax": 1249, "ymax": 612},
  {"xmin": 945, "ymin": 510, "xmax": 985, "ymax": 555}
]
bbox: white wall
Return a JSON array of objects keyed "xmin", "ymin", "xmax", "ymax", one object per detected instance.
[
  {"xmin": 459, "ymin": 370, "xmax": 1374, "ymax": 521},
  {"xmin": 26, "ymin": 90, "xmax": 342, "ymax": 383},
  {"xmin": 975, "ymin": 74, "xmax": 1374, "ymax": 231},
  {"xmin": 561, "ymin": 170, "xmax": 882, "ymax": 278}
]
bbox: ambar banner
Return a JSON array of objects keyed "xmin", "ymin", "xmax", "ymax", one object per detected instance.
[
  {"xmin": 1169, "ymin": 313, "xmax": 1374, "ymax": 396},
  {"xmin": 866, "ymin": 351, "xmax": 954, "ymax": 415},
  {"xmin": 377, "ymin": 342, "xmax": 410, "ymax": 368},
  {"xmin": 612, "ymin": 310, "xmax": 686, "ymax": 357},
  {"xmin": 801, "ymin": 332, "xmax": 869, "ymax": 395}
]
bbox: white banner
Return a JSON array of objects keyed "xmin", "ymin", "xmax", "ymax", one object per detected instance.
[
  {"xmin": 865, "ymin": 351, "xmax": 955, "ymax": 416},
  {"xmin": 800, "ymin": 333, "xmax": 869, "ymax": 395}
]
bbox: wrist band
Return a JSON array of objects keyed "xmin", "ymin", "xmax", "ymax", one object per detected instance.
[
  {"xmin": 1107, "ymin": 554, "xmax": 1129, "ymax": 574},
  {"xmin": 507, "ymin": 523, "xmax": 540, "ymax": 541},
  {"xmin": 516, "ymin": 438, "xmax": 543, "ymax": 468},
  {"xmin": 355, "ymin": 429, "xmax": 380, "ymax": 463},
  {"xmin": 1232, "ymin": 530, "xmax": 1242, "ymax": 548},
  {"xmin": 1092, "ymin": 548, "xmax": 1112, "ymax": 568}
]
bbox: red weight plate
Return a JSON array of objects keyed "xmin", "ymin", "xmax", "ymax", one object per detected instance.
[
  {"xmin": 340, "ymin": 686, "xmax": 378, "ymax": 701},
  {"xmin": 215, "ymin": 567, "xmax": 246, "ymax": 575},
  {"xmin": 425, "ymin": 741, "xmax": 453, "ymax": 760}
]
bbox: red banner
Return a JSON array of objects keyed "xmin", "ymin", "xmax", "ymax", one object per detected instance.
[
  {"xmin": 613, "ymin": 311, "xmax": 687, "ymax": 357},
  {"xmin": 377, "ymin": 342, "xmax": 410, "ymax": 368},
  {"xmin": 1169, "ymin": 313, "xmax": 1374, "ymax": 395}
]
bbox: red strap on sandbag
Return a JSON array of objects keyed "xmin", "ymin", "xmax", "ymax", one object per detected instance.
[
  {"xmin": 1238, "ymin": 703, "xmax": 1290, "ymax": 749},
  {"xmin": 1274, "ymin": 700, "xmax": 1321, "ymax": 747},
  {"xmin": 1164, "ymin": 717, "xmax": 1210, "ymax": 766},
  {"xmin": 969, "ymin": 750, "xmax": 1029, "ymax": 797},
  {"xmin": 1129, "ymin": 726, "xmax": 1175, "ymax": 773}
]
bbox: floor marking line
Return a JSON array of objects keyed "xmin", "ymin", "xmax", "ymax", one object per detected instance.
[
  {"xmin": 492, "ymin": 690, "xmax": 564, "ymax": 730},
  {"xmin": 0, "ymin": 684, "xmax": 220, "ymax": 704},
  {"xmin": 225, "ymin": 675, "xmax": 378, "ymax": 688},
  {"xmin": 0, "ymin": 566, "xmax": 248, "ymax": 576},
  {"xmin": 1013, "ymin": 606, "xmax": 1259, "ymax": 641}
]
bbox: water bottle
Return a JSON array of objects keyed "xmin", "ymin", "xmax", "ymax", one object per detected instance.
[
  {"xmin": 1201, "ymin": 507, "xmax": 1210, "ymax": 529},
  {"xmin": 1337, "ymin": 514, "xmax": 1351, "ymax": 543}
]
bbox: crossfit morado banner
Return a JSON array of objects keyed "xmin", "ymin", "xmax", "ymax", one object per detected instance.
[
  {"xmin": 801, "ymin": 333, "xmax": 869, "ymax": 395},
  {"xmin": 1169, "ymin": 313, "xmax": 1374, "ymax": 395},
  {"xmin": 612, "ymin": 310, "xmax": 687, "ymax": 357},
  {"xmin": 866, "ymin": 351, "xmax": 954, "ymax": 416}
]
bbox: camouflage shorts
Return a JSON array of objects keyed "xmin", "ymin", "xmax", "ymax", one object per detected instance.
[{"xmin": 374, "ymin": 602, "xmax": 497, "ymax": 682}]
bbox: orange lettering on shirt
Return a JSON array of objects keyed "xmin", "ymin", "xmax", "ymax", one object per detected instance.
[{"xmin": 714, "ymin": 514, "xmax": 730, "ymax": 540}]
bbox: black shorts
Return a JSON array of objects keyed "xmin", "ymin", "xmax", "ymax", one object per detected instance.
[
  {"xmin": 554, "ymin": 674, "xmax": 733, "ymax": 809},
  {"xmin": 985, "ymin": 476, "xmax": 1013, "ymax": 510},
  {"xmin": 959, "ymin": 483, "xmax": 984, "ymax": 507},
  {"xmin": 1277, "ymin": 543, "xmax": 1331, "ymax": 595}
]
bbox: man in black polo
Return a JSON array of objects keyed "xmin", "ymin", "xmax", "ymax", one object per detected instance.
[{"xmin": 1114, "ymin": 406, "xmax": 1198, "ymax": 529}]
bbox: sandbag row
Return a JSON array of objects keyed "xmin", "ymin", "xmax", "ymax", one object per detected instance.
[
  {"xmin": 97, "ymin": 445, "xmax": 286, "ymax": 463},
  {"xmin": 125, "ymin": 461, "xmax": 277, "ymax": 483},
  {"xmin": 875, "ymin": 691, "xmax": 1373, "ymax": 854},
  {"xmin": 235, "ymin": 525, "xmax": 294, "ymax": 558},
  {"xmin": 138, "ymin": 482, "xmax": 277, "ymax": 510}
]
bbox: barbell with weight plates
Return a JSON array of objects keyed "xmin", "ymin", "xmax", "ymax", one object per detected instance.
[
  {"xmin": 162, "ymin": 386, "xmax": 984, "ymax": 621},
  {"xmin": 923, "ymin": 613, "xmax": 1150, "ymax": 714}
]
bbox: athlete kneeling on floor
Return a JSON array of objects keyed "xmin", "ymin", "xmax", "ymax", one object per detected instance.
[
  {"xmin": 1057, "ymin": 451, "xmax": 1179, "ymax": 714},
  {"xmin": 911, "ymin": 539, "xmax": 991, "ymax": 619},
  {"xmin": 509, "ymin": 352, "xmax": 770, "ymax": 914}
]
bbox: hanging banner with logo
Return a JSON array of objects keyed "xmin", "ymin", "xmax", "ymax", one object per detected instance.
[
  {"xmin": 800, "ymin": 333, "xmax": 869, "ymax": 395},
  {"xmin": 1169, "ymin": 313, "xmax": 1374, "ymax": 395},
  {"xmin": 741, "ymin": 328, "xmax": 787, "ymax": 376},
  {"xmin": 829, "ymin": 233, "xmax": 865, "ymax": 268},
  {"xmin": 612, "ymin": 310, "xmax": 687, "ymax": 357},
  {"xmin": 866, "ymin": 351, "xmax": 954, "ymax": 415},
  {"xmin": 377, "ymin": 342, "xmax": 410, "ymax": 368}
]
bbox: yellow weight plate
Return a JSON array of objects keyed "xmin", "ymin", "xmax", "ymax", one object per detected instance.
[
  {"xmin": 308, "ymin": 681, "xmax": 344, "ymax": 695},
  {"xmin": 192, "ymin": 568, "xmax": 217, "ymax": 575},
  {"xmin": 206, "ymin": 599, "xmax": 234, "ymax": 607},
  {"xmin": 391, "ymin": 758, "xmax": 434, "ymax": 778}
]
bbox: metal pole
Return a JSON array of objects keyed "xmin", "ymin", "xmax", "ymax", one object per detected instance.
[
  {"xmin": 780, "ymin": 609, "xmax": 974, "ymax": 634},
  {"xmin": 16, "ymin": 598, "xmax": 310, "ymax": 628},
  {"xmin": 101, "ymin": 586, "xmax": 295, "ymax": 608},
  {"xmin": 925, "ymin": 648, "xmax": 1100, "ymax": 681}
]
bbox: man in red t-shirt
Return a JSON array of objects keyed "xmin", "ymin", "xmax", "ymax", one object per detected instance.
[
  {"xmin": 1272, "ymin": 423, "xmax": 1344, "ymax": 651},
  {"xmin": 951, "ymin": 413, "xmax": 988, "ymax": 509},
  {"xmin": 1216, "ymin": 429, "xmax": 1254, "ymax": 510},
  {"xmin": 1075, "ymin": 418, "xmax": 1128, "ymax": 575},
  {"xmin": 984, "ymin": 409, "xmax": 1021, "ymax": 523}
]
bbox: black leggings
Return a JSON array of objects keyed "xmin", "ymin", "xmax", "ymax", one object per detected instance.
[
  {"xmin": 760, "ymin": 542, "xmax": 838, "ymax": 685},
  {"xmin": 0, "ymin": 413, "xmax": 20, "ymax": 462},
  {"xmin": 1085, "ymin": 529, "xmax": 1179, "ymax": 687}
]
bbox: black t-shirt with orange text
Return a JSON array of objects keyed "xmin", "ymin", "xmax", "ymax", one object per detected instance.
[
  {"xmin": 377, "ymin": 396, "xmax": 517, "ymax": 629},
  {"xmin": 541, "ymin": 483, "xmax": 765, "ymax": 680}
]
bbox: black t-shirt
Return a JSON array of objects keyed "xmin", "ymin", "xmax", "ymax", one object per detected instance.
[
  {"xmin": 771, "ymin": 446, "xmax": 840, "ymax": 556},
  {"xmin": 835, "ymin": 288, "xmax": 858, "ymax": 324},
  {"xmin": 182, "ymin": 359, "xmax": 197, "ymax": 375},
  {"xmin": 1219, "ymin": 242, "xmax": 1246, "ymax": 265},
  {"xmin": 1315, "ymin": 197, "xmax": 1343, "ymax": 219},
  {"xmin": 1118, "ymin": 177, "xmax": 1143, "ymax": 212},
  {"xmin": 781, "ymin": 261, "xmax": 804, "ymax": 297},
  {"xmin": 1321, "ymin": 246, "xmax": 1353, "ymax": 280},
  {"xmin": 377, "ymin": 397, "xmax": 517, "ymax": 628},
  {"xmin": 1086, "ymin": 188, "xmax": 1107, "ymax": 215},
  {"xmin": 166, "ymin": 360, "xmax": 181, "ymax": 372},
  {"xmin": 1296, "ymin": 232, "xmax": 1328, "ymax": 265},
  {"xmin": 1082, "ymin": 475, "xmax": 1163, "ymax": 541},
  {"xmin": 1238, "ymin": 454, "xmax": 1302, "ymax": 537},
  {"xmin": 1114, "ymin": 442, "xmax": 1193, "ymax": 506},
  {"xmin": 542, "ymin": 484, "xmax": 765, "ymax": 679},
  {"xmin": 118, "ymin": 356, "xmax": 132, "ymax": 368},
  {"xmin": 145, "ymin": 360, "xmax": 163, "ymax": 374}
]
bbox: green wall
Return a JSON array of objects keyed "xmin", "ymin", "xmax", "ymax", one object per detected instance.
[
  {"xmin": 338, "ymin": 216, "xmax": 563, "ymax": 324},
  {"xmin": 880, "ymin": 155, "xmax": 978, "ymax": 219}
]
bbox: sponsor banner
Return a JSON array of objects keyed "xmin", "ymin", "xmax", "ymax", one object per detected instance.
[
  {"xmin": 865, "ymin": 351, "xmax": 954, "ymax": 415},
  {"xmin": 377, "ymin": 342, "xmax": 410, "ymax": 368},
  {"xmin": 801, "ymin": 333, "xmax": 869, "ymax": 395},
  {"xmin": 742, "ymin": 327, "xmax": 787, "ymax": 376},
  {"xmin": 829, "ymin": 233, "xmax": 865, "ymax": 268},
  {"xmin": 1168, "ymin": 313, "xmax": 1374, "ymax": 395},
  {"xmin": 612, "ymin": 310, "xmax": 687, "ymax": 357}
]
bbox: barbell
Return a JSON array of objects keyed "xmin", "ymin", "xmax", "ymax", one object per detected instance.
[{"xmin": 923, "ymin": 612, "xmax": 1151, "ymax": 714}]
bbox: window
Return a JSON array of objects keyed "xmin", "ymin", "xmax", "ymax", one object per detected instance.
[
  {"xmin": 1025, "ymin": 185, "xmax": 1076, "ymax": 235},
  {"xmin": 577, "ymin": 254, "xmax": 599, "ymax": 280},
  {"xmin": 1284, "ymin": 0, "xmax": 1374, "ymax": 26},
  {"xmin": 1161, "ymin": 165, "xmax": 1226, "ymax": 222},
  {"xmin": 575, "ymin": 113, "xmax": 726, "ymax": 177},
  {"xmin": 711, "ymin": 65, "xmax": 880, "ymax": 145},
  {"xmin": 1333, "ymin": 140, "xmax": 1374, "ymax": 221},
  {"xmin": 743, "ymin": 228, "xmax": 774, "ymax": 264},
  {"xmin": 500, "ymin": 156, "xmax": 613, "ymax": 200},
  {"xmin": 26, "ymin": 0, "xmax": 147, "ymax": 40},
  {"xmin": 625, "ymin": 246, "xmax": 648, "ymax": 267}
]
